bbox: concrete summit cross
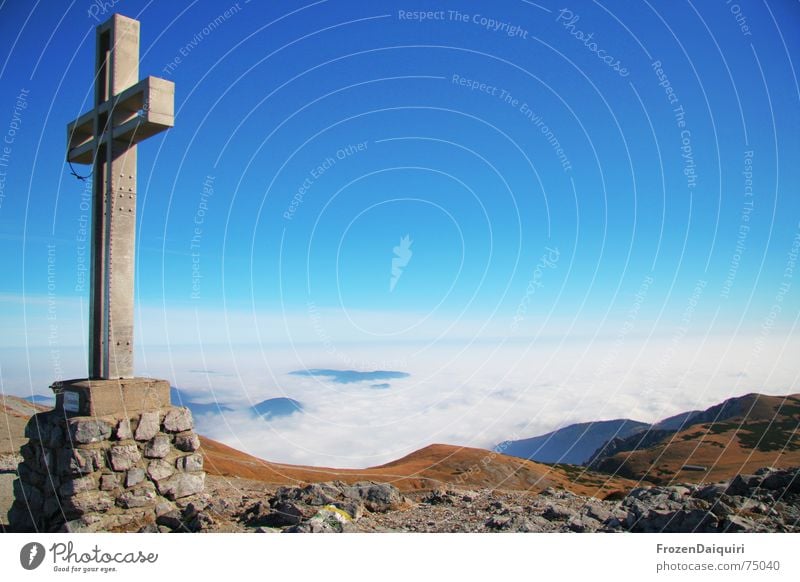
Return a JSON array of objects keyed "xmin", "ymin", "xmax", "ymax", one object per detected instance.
[
  {"xmin": 8, "ymin": 14, "xmax": 206, "ymax": 532},
  {"xmin": 66, "ymin": 14, "xmax": 173, "ymax": 380}
]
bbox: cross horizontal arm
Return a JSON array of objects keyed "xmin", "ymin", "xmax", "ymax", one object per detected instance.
[{"xmin": 67, "ymin": 76, "xmax": 174, "ymax": 164}]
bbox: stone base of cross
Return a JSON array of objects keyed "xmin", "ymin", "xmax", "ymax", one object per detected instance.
[{"xmin": 52, "ymin": 377, "xmax": 171, "ymax": 416}]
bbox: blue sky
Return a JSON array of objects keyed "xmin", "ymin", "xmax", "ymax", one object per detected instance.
[{"xmin": 0, "ymin": 1, "xmax": 798, "ymax": 465}]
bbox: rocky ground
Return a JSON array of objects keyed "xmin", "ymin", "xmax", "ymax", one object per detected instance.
[
  {"xmin": 4, "ymin": 457, "xmax": 798, "ymax": 533},
  {"xmin": 128, "ymin": 466, "xmax": 799, "ymax": 533}
]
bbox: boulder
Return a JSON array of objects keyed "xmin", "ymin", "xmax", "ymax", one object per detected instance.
[
  {"xmin": 242, "ymin": 501, "xmax": 272, "ymax": 527},
  {"xmin": 176, "ymin": 453, "xmax": 203, "ymax": 472},
  {"xmin": 62, "ymin": 490, "xmax": 114, "ymax": 516},
  {"xmin": 109, "ymin": 443, "xmax": 141, "ymax": 471},
  {"xmin": 331, "ymin": 499, "xmax": 364, "ymax": 521},
  {"xmin": 174, "ymin": 432, "xmax": 201, "ymax": 452},
  {"xmin": 157, "ymin": 472, "xmax": 205, "ymax": 500},
  {"xmin": 59, "ymin": 474, "xmax": 96, "ymax": 496},
  {"xmin": 726, "ymin": 474, "xmax": 760, "ymax": 496},
  {"xmin": 584, "ymin": 502, "xmax": 612, "ymax": 523},
  {"xmin": 99, "ymin": 473, "xmax": 120, "ymax": 491},
  {"xmin": 57, "ymin": 448, "xmax": 103, "ymax": 476},
  {"xmin": 342, "ymin": 482, "xmax": 402, "ymax": 512},
  {"xmin": 115, "ymin": 419, "xmax": 133, "ymax": 440},
  {"xmin": 67, "ymin": 418, "xmax": 112, "ymax": 444},
  {"xmin": 542, "ymin": 503, "xmax": 576, "ymax": 521},
  {"xmin": 143, "ymin": 434, "xmax": 171, "ymax": 459},
  {"xmin": 694, "ymin": 483, "xmax": 727, "ymax": 501},
  {"xmin": 722, "ymin": 515, "xmax": 757, "ymax": 533},
  {"xmin": 156, "ymin": 510, "xmax": 186, "ymax": 530},
  {"xmin": 163, "ymin": 408, "xmax": 193, "ymax": 432},
  {"xmin": 269, "ymin": 501, "xmax": 306, "ymax": 526},
  {"xmin": 134, "ymin": 411, "xmax": 160, "ymax": 441},
  {"xmin": 761, "ymin": 471, "xmax": 793, "ymax": 491},
  {"xmin": 146, "ymin": 459, "xmax": 175, "ymax": 482},
  {"xmin": 634, "ymin": 508, "xmax": 718, "ymax": 533},
  {"xmin": 285, "ymin": 506, "xmax": 352, "ymax": 533},
  {"xmin": 275, "ymin": 482, "xmax": 340, "ymax": 506},
  {"xmin": 13, "ymin": 480, "xmax": 43, "ymax": 511},
  {"xmin": 125, "ymin": 468, "xmax": 146, "ymax": 487},
  {"xmin": 117, "ymin": 484, "xmax": 157, "ymax": 509}
]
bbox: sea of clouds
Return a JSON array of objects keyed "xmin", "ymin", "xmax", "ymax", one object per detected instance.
[
  {"xmin": 3, "ymin": 299, "xmax": 798, "ymax": 468},
  {"xmin": 143, "ymin": 332, "xmax": 799, "ymax": 468}
]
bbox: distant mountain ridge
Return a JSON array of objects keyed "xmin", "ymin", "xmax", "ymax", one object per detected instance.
[
  {"xmin": 496, "ymin": 419, "xmax": 649, "ymax": 465},
  {"xmin": 498, "ymin": 392, "xmax": 800, "ymax": 484},
  {"xmin": 588, "ymin": 393, "xmax": 800, "ymax": 482}
]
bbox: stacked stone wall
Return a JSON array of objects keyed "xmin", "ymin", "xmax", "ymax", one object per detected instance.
[{"xmin": 9, "ymin": 406, "xmax": 205, "ymax": 532}]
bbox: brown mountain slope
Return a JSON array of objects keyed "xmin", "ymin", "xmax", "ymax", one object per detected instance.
[
  {"xmin": 200, "ymin": 438, "xmax": 634, "ymax": 496},
  {"xmin": 0, "ymin": 393, "xmax": 633, "ymax": 497},
  {"xmin": 0, "ymin": 394, "xmax": 47, "ymax": 457},
  {"xmin": 593, "ymin": 393, "xmax": 800, "ymax": 484}
]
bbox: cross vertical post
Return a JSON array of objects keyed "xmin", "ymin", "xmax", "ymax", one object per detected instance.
[{"xmin": 66, "ymin": 14, "xmax": 174, "ymax": 379}]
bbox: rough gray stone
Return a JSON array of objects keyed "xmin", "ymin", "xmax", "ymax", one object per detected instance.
[
  {"xmin": 542, "ymin": 503, "xmax": 576, "ymax": 521},
  {"xmin": 117, "ymin": 483, "xmax": 157, "ymax": 509},
  {"xmin": 16, "ymin": 462, "xmax": 43, "ymax": 486},
  {"xmin": 727, "ymin": 474, "xmax": 760, "ymax": 496},
  {"xmin": 59, "ymin": 474, "xmax": 96, "ymax": 496},
  {"xmin": 147, "ymin": 459, "xmax": 175, "ymax": 482},
  {"xmin": 722, "ymin": 515, "xmax": 757, "ymax": 532},
  {"xmin": 13, "ymin": 479, "xmax": 43, "ymax": 511},
  {"xmin": 163, "ymin": 407, "xmax": 193, "ymax": 432},
  {"xmin": 100, "ymin": 473, "xmax": 120, "ymax": 491},
  {"xmin": 285, "ymin": 507, "xmax": 352, "ymax": 533},
  {"xmin": 19, "ymin": 442, "xmax": 37, "ymax": 464},
  {"xmin": 42, "ymin": 496, "xmax": 61, "ymax": 518},
  {"xmin": 174, "ymin": 432, "xmax": 201, "ymax": 452},
  {"xmin": 485, "ymin": 514, "xmax": 511, "ymax": 529},
  {"xmin": 242, "ymin": 501, "xmax": 272, "ymax": 526},
  {"xmin": 115, "ymin": 419, "xmax": 133, "ymax": 440},
  {"xmin": 341, "ymin": 482, "xmax": 402, "ymax": 512},
  {"xmin": 271, "ymin": 501, "xmax": 305, "ymax": 526},
  {"xmin": 24, "ymin": 414, "xmax": 51, "ymax": 440},
  {"xmin": 48, "ymin": 428, "xmax": 65, "ymax": 449},
  {"xmin": 584, "ymin": 502, "xmax": 612, "ymax": 523},
  {"xmin": 144, "ymin": 434, "xmax": 171, "ymax": 458},
  {"xmin": 567, "ymin": 516, "xmax": 590, "ymax": 532},
  {"xmin": 283, "ymin": 520, "xmax": 333, "ymax": 533},
  {"xmin": 67, "ymin": 418, "xmax": 113, "ymax": 444},
  {"xmin": 109, "ymin": 443, "xmax": 141, "ymax": 471},
  {"xmin": 635, "ymin": 508, "xmax": 718, "ymax": 533},
  {"xmin": 331, "ymin": 499, "xmax": 364, "ymax": 521},
  {"xmin": 762, "ymin": 471, "xmax": 793, "ymax": 491},
  {"xmin": 57, "ymin": 448, "xmax": 104, "ymax": 476},
  {"xmin": 156, "ymin": 510, "xmax": 185, "ymax": 530},
  {"xmin": 176, "ymin": 453, "xmax": 203, "ymax": 472},
  {"xmin": 8, "ymin": 499, "xmax": 38, "ymax": 531},
  {"xmin": 63, "ymin": 491, "xmax": 114, "ymax": 516},
  {"xmin": 695, "ymin": 483, "xmax": 727, "ymax": 501},
  {"xmin": 24, "ymin": 416, "xmax": 64, "ymax": 448},
  {"xmin": 300, "ymin": 483, "xmax": 340, "ymax": 505},
  {"xmin": 126, "ymin": 468, "xmax": 146, "ymax": 487},
  {"xmin": 135, "ymin": 411, "xmax": 160, "ymax": 441},
  {"xmin": 61, "ymin": 514, "xmax": 104, "ymax": 533},
  {"xmin": 155, "ymin": 501, "xmax": 176, "ymax": 516},
  {"xmin": 157, "ymin": 472, "xmax": 205, "ymax": 500}
]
